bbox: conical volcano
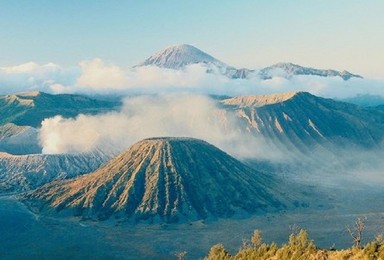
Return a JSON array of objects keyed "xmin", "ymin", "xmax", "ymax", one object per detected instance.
[
  {"xmin": 136, "ymin": 44, "xmax": 228, "ymax": 69},
  {"xmin": 24, "ymin": 137, "xmax": 292, "ymax": 223}
]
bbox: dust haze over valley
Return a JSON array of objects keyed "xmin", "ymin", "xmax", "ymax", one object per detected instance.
[{"xmin": 1, "ymin": 36, "xmax": 384, "ymax": 259}]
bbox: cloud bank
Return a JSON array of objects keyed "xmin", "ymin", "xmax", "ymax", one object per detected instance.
[
  {"xmin": 0, "ymin": 58, "xmax": 383, "ymax": 99},
  {"xmin": 0, "ymin": 62, "xmax": 79, "ymax": 94}
]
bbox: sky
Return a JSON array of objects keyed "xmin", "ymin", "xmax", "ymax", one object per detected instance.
[{"xmin": 0, "ymin": 1, "xmax": 383, "ymax": 77}]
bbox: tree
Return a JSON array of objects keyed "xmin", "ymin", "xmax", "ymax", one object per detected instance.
[
  {"xmin": 346, "ymin": 217, "xmax": 366, "ymax": 248},
  {"xmin": 275, "ymin": 229, "xmax": 315, "ymax": 259}
]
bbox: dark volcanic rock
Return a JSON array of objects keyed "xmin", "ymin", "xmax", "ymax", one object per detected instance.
[{"xmin": 23, "ymin": 137, "xmax": 293, "ymax": 223}]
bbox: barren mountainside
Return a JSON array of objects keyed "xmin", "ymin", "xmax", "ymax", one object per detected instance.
[
  {"xmin": 222, "ymin": 92, "xmax": 297, "ymax": 107},
  {"xmin": 221, "ymin": 92, "xmax": 384, "ymax": 152},
  {"xmin": 23, "ymin": 138, "xmax": 295, "ymax": 223},
  {"xmin": 0, "ymin": 151, "xmax": 111, "ymax": 193},
  {"xmin": 0, "ymin": 123, "xmax": 40, "ymax": 154}
]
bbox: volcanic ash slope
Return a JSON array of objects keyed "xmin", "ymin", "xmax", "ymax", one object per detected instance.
[{"xmin": 23, "ymin": 137, "xmax": 297, "ymax": 223}]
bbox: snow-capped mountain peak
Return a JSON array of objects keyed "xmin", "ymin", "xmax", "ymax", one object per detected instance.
[
  {"xmin": 136, "ymin": 44, "xmax": 228, "ymax": 69},
  {"xmin": 135, "ymin": 44, "xmax": 255, "ymax": 79}
]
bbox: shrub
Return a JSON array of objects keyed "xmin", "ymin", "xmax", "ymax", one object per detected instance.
[{"xmin": 206, "ymin": 243, "xmax": 231, "ymax": 260}]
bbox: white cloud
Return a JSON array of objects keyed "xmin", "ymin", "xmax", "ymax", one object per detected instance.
[
  {"xmin": 0, "ymin": 62, "xmax": 79, "ymax": 94},
  {"xmin": 76, "ymin": 58, "xmax": 127, "ymax": 90},
  {"xmin": 239, "ymin": 75, "xmax": 384, "ymax": 99},
  {"xmin": 70, "ymin": 59, "xmax": 384, "ymax": 100},
  {"xmin": 1, "ymin": 62, "xmax": 60, "ymax": 74},
  {"xmin": 0, "ymin": 58, "xmax": 383, "ymax": 100},
  {"xmin": 74, "ymin": 61, "xmax": 228, "ymax": 93}
]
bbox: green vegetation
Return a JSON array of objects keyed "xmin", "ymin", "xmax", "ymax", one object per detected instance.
[{"xmin": 204, "ymin": 226, "xmax": 384, "ymax": 259}]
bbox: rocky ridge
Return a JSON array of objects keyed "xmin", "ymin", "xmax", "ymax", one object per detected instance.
[{"xmin": 0, "ymin": 151, "xmax": 111, "ymax": 193}]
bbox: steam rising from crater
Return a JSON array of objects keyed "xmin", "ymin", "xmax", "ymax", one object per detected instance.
[{"xmin": 39, "ymin": 94, "xmax": 280, "ymax": 161}]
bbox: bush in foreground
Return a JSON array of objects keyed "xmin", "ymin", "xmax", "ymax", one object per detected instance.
[{"xmin": 205, "ymin": 229, "xmax": 384, "ymax": 260}]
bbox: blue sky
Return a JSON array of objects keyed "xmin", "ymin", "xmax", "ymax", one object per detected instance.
[{"xmin": 0, "ymin": 0, "xmax": 383, "ymax": 76}]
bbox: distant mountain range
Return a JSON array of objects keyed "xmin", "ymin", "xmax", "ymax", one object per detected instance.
[
  {"xmin": 135, "ymin": 44, "xmax": 363, "ymax": 80},
  {"xmin": 258, "ymin": 62, "xmax": 362, "ymax": 80}
]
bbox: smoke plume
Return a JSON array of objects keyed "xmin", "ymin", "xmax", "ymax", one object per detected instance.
[{"xmin": 39, "ymin": 94, "xmax": 283, "ymax": 161}]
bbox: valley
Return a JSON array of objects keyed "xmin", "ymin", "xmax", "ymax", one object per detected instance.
[{"xmin": 1, "ymin": 182, "xmax": 384, "ymax": 259}]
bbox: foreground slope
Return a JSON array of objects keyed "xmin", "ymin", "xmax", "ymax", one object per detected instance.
[{"xmin": 23, "ymin": 137, "xmax": 295, "ymax": 223}]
